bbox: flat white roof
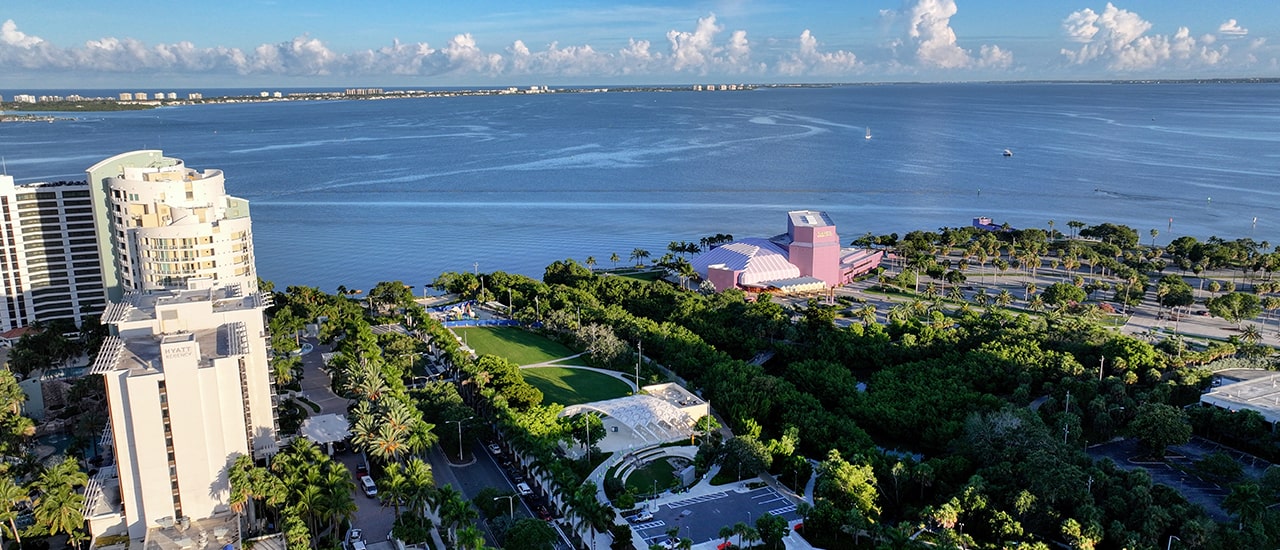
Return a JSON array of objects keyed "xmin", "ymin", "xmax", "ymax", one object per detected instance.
[{"xmin": 1200, "ymin": 372, "xmax": 1280, "ymax": 424}]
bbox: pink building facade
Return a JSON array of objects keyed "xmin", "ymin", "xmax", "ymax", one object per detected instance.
[{"xmin": 691, "ymin": 210, "xmax": 884, "ymax": 293}]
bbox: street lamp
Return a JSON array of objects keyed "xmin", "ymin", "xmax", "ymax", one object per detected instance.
[
  {"xmin": 1167, "ymin": 535, "xmax": 1180, "ymax": 550},
  {"xmin": 494, "ymin": 495, "xmax": 516, "ymax": 517},
  {"xmin": 447, "ymin": 417, "xmax": 473, "ymax": 462}
]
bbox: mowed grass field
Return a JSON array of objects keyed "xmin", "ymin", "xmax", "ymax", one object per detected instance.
[
  {"xmin": 453, "ymin": 326, "xmax": 576, "ymax": 365},
  {"xmin": 522, "ymin": 367, "xmax": 632, "ymax": 406}
]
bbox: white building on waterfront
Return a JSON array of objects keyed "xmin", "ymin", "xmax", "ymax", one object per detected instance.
[
  {"xmin": 86, "ymin": 151, "xmax": 258, "ymax": 301},
  {"xmin": 81, "ymin": 152, "xmax": 277, "ymax": 545},
  {"xmin": 0, "ymin": 175, "xmax": 107, "ymax": 331}
]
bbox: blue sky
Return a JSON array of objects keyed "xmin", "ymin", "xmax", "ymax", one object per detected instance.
[{"xmin": 2, "ymin": 1, "xmax": 1277, "ymax": 87}]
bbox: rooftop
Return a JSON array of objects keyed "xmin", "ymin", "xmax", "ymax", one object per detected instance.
[
  {"xmin": 142, "ymin": 513, "xmax": 240, "ymax": 550},
  {"xmin": 788, "ymin": 210, "xmax": 834, "ymax": 228},
  {"xmin": 1200, "ymin": 372, "xmax": 1280, "ymax": 424}
]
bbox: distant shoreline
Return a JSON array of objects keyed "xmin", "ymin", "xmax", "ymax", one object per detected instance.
[
  {"xmin": 4, "ymin": 77, "xmax": 1277, "ymax": 113},
  {"xmin": 0, "ymin": 84, "xmax": 761, "ymax": 113}
]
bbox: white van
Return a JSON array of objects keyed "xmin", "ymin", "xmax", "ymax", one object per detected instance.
[{"xmin": 359, "ymin": 475, "xmax": 378, "ymax": 497}]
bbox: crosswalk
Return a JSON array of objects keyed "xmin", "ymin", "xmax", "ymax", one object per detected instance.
[
  {"xmin": 666, "ymin": 491, "xmax": 728, "ymax": 508},
  {"xmin": 769, "ymin": 504, "xmax": 798, "ymax": 516}
]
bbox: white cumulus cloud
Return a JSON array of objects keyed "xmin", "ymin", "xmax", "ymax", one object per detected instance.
[
  {"xmin": 1218, "ymin": 19, "xmax": 1248, "ymax": 37},
  {"xmin": 1060, "ymin": 3, "xmax": 1232, "ymax": 71},
  {"xmin": 777, "ymin": 30, "xmax": 859, "ymax": 76},
  {"xmin": 883, "ymin": 0, "xmax": 1012, "ymax": 70}
]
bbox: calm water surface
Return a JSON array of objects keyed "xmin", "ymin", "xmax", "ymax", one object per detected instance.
[{"xmin": 2, "ymin": 83, "xmax": 1278, "ymax": 291}]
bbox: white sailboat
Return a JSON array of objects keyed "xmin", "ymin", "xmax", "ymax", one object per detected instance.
[{"xmin": 865, "ymin": 127, "xmax": 872, "ymax": 140}]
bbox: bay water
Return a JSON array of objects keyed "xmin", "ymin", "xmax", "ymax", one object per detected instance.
[{"xmin": 2, "ymin": 83, "xmax": 1278, "ymax": 291}]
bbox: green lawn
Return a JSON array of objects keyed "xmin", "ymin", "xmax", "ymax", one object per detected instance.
[
  {"xmin": 453, "ymin": 326, "xmax": 576, "ymax": 365},
  {"xmin": 624, "ymin": 459, "xmax": 678, "ymax": 493},
  {"xmin": 522, "ymin": 367, "xmax": 632, "ymax": 406}
]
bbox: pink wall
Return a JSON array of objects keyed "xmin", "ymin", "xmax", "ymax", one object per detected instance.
[
  {"xmin": 788, "ymin": 225, "xmax": 841, "ymax": 287},
  {"xmin": 708, "ymin": 265, "xmax": 741, "ymax": 292}
]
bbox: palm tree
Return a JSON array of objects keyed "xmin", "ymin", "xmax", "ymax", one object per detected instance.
[
  {"xmin": 630, "ymin": 248, "xmax": 651, "ymax": 267},
  {"xmin": 719, "ymin": 525, "xmax": 735, "ymax": 547},
  {"xmin": 733, "ymin": 521, "xmax": 749, "ymax": 547},
  {"xmin": 1223, "ymin": 482, "xmax": 1266, "ymax": 530},
  {"xmin": 437, "ymin": 486, "xmax": 476, "ymax": 543},
  {"xmin": 1241, "ymin": 323, "xmax": 1263, "ymax": 345},
  {"xmin": 321, "ymin": 468, "xmax": 357, "ymax": 539},
  {"xmin": 381, "ymin": 463, "xmax": 409, "ymax": 518},
  {"xmin": 31, "ymin": 457, "xmax": 88, "ymax": 544},
  {"xmin": 610, "ymin": 253, "xmax": 620, "ymax": 269},
  {"xmin": 1068, "ymin": 220, "xmax": 1085, "ymax": 240},
  {"xmin": 294, "ymin": 483, "xmax": 324, "ymax": 541},
  {"xmin": 456, "ymin": 525, "xmax": 487, "ymax": 550},
  {"xmin": 402, "ymin": 457, "xmax": 435, "ymax": 518},
  {"xmin": 996, "ymin": 289, "xmax": 1014, "ymax": 308},
  {"xmin": 856, "ymin": 304, "xmax": 877, "ymax": 326},
  {"xmin": 0, "ymin": 475, "xmax": 30, "ymax": 544},
  {"xmin": 585, "ymin": 256, "xmax": 597, "ymax": 271}
]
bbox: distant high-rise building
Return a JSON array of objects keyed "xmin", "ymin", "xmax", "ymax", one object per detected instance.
[
  {"xmin": 85, "ymin": 151, "xmax": 258, "ymax": 301},
  {"xmin": 119, "ymin": 93, "xmax": 133, "ymax": 101},
  {"xmin": 134, "ymin": 92, "xmax": 148, "ymax": 100},
  {"xmin": 0, "ymin": 176, "xmax": 107, "ymax": 331}
]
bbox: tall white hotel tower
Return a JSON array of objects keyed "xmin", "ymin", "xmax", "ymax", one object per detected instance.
[{"xmin": 83, "ymin": 151, "xmax": 277, "ymax": 545}]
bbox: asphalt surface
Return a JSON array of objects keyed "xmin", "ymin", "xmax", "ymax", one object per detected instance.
[
  {"xmin": 632, "ymin": 486, "xmax": 800, "ymax": 547},
  {"xmin": 1086, "ymin": 438, "xmax": 1231, "ymax": 522}
]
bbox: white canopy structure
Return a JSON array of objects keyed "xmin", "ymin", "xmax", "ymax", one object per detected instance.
[
  {"xmin": 298, "ymin": 413, "xmax": 350, "ymax": 444},
  {"xmin": 690, "ymin": 238, "xmax": 800, "ymax": 287},
  {"xmin": 561, "ymin": 395, "xmax": 696, "ymax": 444}
]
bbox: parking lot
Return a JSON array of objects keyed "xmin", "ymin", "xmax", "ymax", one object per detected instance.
[
  {"xmin": 1086, "ymin": 438, "xmax": 1233, "ymax": 522},
  {"xmin": 632, "ymin": 486, "xmax": 800, "ymax": 547}
]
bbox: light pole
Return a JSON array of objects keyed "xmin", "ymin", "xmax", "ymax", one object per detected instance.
[
  {"xmin": 583, "ymin": 414, "xmax": 591, "ymax": 465},
  {"xmin": 494, "ymin": 495, "xmax": 515, "ymax": 517},
  {"xmin": 1099, "ymin": 356, "xmax": 1105, "ymax": 381},
  {"xmin": 1167, "ymin": 535, "xmax": 1180, "ymax": 550},
  {"xmin": 635, "ymin": 340, "xmax": 642, "ymax": 391},
  {"xmin": 447, "ymin": 417, "xmax": 473, "ymax": 462}
]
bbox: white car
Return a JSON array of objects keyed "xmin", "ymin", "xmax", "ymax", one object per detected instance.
[
  {"xmin": 516, "ymin": 482, "xmax": 533, "ymax": 496},
  {"xmin": 488, "ymin": 443, "xmax": 503, "ymax": 455},
  {"xmin": 359, "ymin": 475, "xmax": 378, "ymax": 498}
]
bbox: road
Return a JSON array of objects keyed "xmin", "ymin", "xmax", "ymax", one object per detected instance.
[{"xmin": 296, "ymin": 336, "xmax": 570, "ymax": 548}]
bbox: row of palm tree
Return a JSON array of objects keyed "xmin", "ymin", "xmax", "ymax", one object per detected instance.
[{"xmin": 230, "ymin": 439, "xmax": 357, "ymax": 548}]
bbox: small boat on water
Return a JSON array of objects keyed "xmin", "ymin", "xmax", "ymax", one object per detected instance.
[
  {"xmin": 865, "ymin": 127, "xmax": 872, "ymax": 140},
  {"xmin": 1002, "ymin": 149, "xmax": 1013, "ymax": 157}
]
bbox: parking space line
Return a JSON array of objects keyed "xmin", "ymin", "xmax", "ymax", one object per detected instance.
[{"xmin": 635, "ymin": 520, "xmax": 666, "ymax": 530}]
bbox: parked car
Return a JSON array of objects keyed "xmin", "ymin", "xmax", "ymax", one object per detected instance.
[
  {"xmin": 359, "ymin": 475, "xmax": 378, "ymax": 498},
  {"xmin": 488, "ymin": 443, "xmax": 503, "ymax": 455},
  {"xmin": 516, "ymin": 482, "xmax": 533, "ymax": 496},
  {"xmin": 346, "ymin": 529, "xmax": 366, "ymax": 550}
]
